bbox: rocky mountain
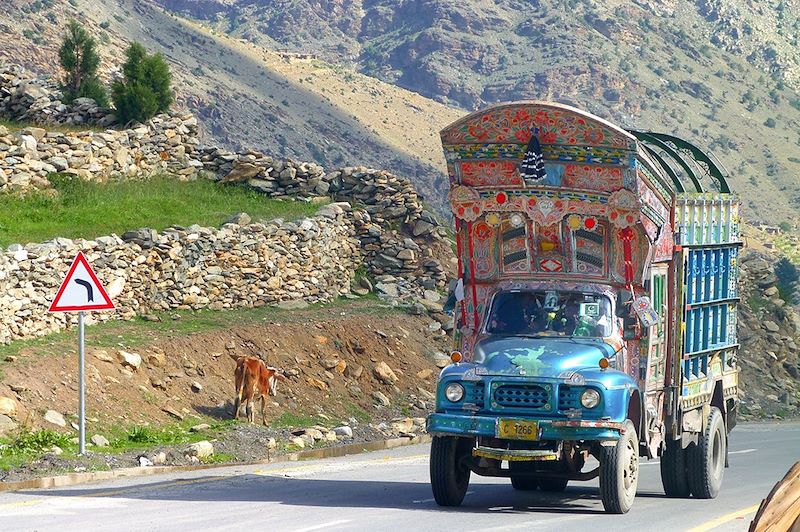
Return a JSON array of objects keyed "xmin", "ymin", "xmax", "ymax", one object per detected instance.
[
  {"xmin": 156, "ymin": 0, "xmax": 800, "ymax": 224},
  {"xmin": 0, "ymin": 0, "xmax": 461, "ymax": 213}
]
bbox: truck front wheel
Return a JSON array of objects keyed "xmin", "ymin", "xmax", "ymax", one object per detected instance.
[
  {"xmin": 687, "ymin": 407, "xmax": 726, "ymax": 499},
  {"xmin": 598, "ymin": 420, "xmax": 639, "ymax": 514},
  {"xmin": 430, "ymin": 435, "xmax": 473, "ymax": 506}
]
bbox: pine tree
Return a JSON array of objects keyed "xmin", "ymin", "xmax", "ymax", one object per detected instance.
[
  {"xmin": 112, "ymin": 42, "xmax": 173, "ymax": 124},
  {"xmin": 58, "ymin": 20, "xmax": 107, "ymax": 106}
]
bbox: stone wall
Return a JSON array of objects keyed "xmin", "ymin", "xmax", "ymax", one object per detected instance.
[
  {"xmin": 0, "ymin": 64, "xmax": 115, "ymax": 126},
  {"xmin": 0, "ymin": 63, "xmax": 453, "ymax": 342},
  {"xmin": 0, "ymin": 203, "xmax": 360, "ymax": 343},
  {"xmin": 0, "ymin": 113, "xmax": 202, "ymax": 191}
]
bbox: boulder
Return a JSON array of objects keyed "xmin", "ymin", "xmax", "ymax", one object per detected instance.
[
  {"xmin": 43, "ymin": 410, "xmax": 67, "ymax": 427},
  {"xmin": 0, "ymin": 414, "xmax": 17, "ymax": 436},
  {"xmin": 117, "ymin": 350, "xmax": 142, "ymax": 370},
  {"xmin": 186, "ymin": 441, "xmax": 214, "ymax": 458},
  {"xmin": 373, "ymin": 361, "xmax": 398, "ymax": 385},
  {"xmin": 221, "ymin": 162, "xmax": 263, "ymax": 183},
  {"xmin": 0, "ymin": 396, "xmax": 18, "ymax": 418},
  {"xmin": 90, "ymin": 434, "xmax": 110, "ymax": 447},
  {"xmin": 372, "ymin": 391, "xmax": 391, "ymax": 406},
  {"xmin": 333, "ymin": 425, "xmax": 354, "ymax": 438}
]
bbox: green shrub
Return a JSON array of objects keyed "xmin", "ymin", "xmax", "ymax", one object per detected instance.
[
  {"xmin": 58, "ymin": 20, "xmax": 108, "ymax": 106},
  {"xmin": 6, "ymin": 429, "xmax": 72, "ymax": 456},
  {"xmin": 112, "ymin": 42, "xmax": 173, "ymax": 124},
  {"xmin": 126, "ymin": 425, "xmax": 154, "ymax": 443}
]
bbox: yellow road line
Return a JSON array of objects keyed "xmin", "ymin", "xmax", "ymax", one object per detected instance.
[
  {"xmin": 0, "ymin": 499, "xmax": 43, "ymax": 509},
  {"xmin": 687, "ymin": 503, "xmax": 760, "ymax": 532}
]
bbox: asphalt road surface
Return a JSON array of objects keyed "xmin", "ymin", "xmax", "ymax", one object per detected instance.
[{"xmin": 1, "ymin": 422, "xmax": 797, "ymax": 531}]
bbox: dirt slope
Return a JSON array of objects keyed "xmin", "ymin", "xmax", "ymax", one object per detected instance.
[{"xmin": 1, "ymin": 301, "xmax": 449, "ymax": 434}]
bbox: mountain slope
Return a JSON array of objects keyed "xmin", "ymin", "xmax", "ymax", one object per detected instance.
[
  {"xmin": 156, "ymin": 0, "xmax": 800, "ymax": 223},
  {"xmin": 0, "ymin": 0, "xmax": 462, "ymax": 211}
]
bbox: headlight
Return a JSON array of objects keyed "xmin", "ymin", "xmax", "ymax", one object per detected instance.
[
  {"xmin": 445, "ymin": 383, "xmax": 465, "ymax": 402},
  {"xmin": 580, "ymin": 388, "xmax": 601, "ymax": 409}
]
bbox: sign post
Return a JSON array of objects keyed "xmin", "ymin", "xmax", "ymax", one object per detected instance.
[{"xmin": 48, "ymin": 251, "xmax": 115, "ymax": 455}]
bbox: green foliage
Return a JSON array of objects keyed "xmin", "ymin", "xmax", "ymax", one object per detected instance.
[
  {"xmin": 112, "ymin": 42, "xmax": 173, "ymax": 124},
  {"xmin": 4, "ymin": 429, "xmax": 72, "ymax": 456},
  {"xmin": 764, "ymin": 117, "xmax": 777, "ymax": 128},
  {"xmin": 0, "ymin": 174, "xmax": 324, "ymax": 247},
  {"xmin": 779, "ymin": 222, "xmax": 792, "ymax": 232},
  {"xmin": 58, "ymin": 20, "xmax": 107, "ymax": 106},
  {"xmin": 126, "ymin": 425, "xmax": 155, "ymax": 443}
]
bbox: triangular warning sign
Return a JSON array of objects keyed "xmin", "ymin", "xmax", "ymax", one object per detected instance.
[{"xmin": 49, "ymin": 251, "xmax": 115, "ymax": 313}]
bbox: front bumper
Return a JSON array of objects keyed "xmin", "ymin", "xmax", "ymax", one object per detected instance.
[{"xmin": 427, "ymin": 412, "xmax": 625, "ymax": 442}]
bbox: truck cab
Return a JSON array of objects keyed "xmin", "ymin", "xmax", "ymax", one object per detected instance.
[{"xmin": 427, "ymin": 101, "xmax": 739, "ymax": 514}]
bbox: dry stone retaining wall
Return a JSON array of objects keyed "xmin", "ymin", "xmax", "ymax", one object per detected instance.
[
  {"xmin": 0, "ymin": 203, "xmax": 361, "ymax": 344},
  {"xmin": 0, "ymin": 64, "xmax": 115, "ymax": 126}
]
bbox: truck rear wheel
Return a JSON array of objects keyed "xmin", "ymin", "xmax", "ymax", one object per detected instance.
[
  {"xmin": 509, "ymin": 461, "xmax": 538, "ymax": 491},
  {"xmin": 598, "ymin": 420, "xmax": 639, "ymax": 514},
  {"xmin": 430, "ymin": 435, "xmax": 472, "ymax": 506},
  {"xmin": 687, "ymin": 407, "xmax": 726, "ymax": 499},
  {"xmin": 660, "ymin": 439, "xmax": 691, "ymax": 497}
]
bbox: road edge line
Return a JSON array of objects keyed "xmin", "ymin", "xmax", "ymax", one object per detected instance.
[{"xmin": 0, "ymin": 434, "xmax": 432, "ymax": 493}]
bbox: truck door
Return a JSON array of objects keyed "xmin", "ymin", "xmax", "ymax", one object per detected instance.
[{"xmin": 644, "ymin": 263, "xmax": 669, "ymax": 455}]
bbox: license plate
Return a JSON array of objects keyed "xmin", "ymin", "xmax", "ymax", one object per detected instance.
[{"xmin": 496, "ymin": 419, "xmax": 539, "ymax": 441}]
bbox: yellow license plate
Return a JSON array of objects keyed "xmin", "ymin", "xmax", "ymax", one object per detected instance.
[{"xmin": 497, "ymin": 419, "xmax": 539, "ymax": 441}]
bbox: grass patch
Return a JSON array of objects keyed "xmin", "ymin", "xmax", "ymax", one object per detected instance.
[
  {"xmin": 746, "ymin": 294, "xmax": 770, "ymax": 313},
  {"xmin": 0, "ymin": 428, "xmax": 76, "ymax": 471},
  {"xmin": 0, "ymin": 174, "xmax": 325, "ymax": 247},
  {"xmin": 0, "ymin": 117, "xmax": 109, "ymax": 135},
  {"xmin": 343, "ymin": 402, "xmax": 370, "ymax": 423}
]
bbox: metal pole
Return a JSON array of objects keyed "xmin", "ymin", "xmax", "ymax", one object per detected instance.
[{"xmin": 78, "ymin": 311, "xmax": 86, "ymax": 455}]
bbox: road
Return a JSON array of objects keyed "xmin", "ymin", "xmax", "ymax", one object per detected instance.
[{"xmin": 0, "ymin": 422, "xmax": 797, "ymax": 531}]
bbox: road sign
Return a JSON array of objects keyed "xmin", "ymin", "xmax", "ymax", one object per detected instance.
[
  {"xmin": 48, "ymin": 251, "xmax": 115, "ymax": 455},
  {"xmin": 49, "ymin": 251, "xmax": 115, "ymax": 312}
]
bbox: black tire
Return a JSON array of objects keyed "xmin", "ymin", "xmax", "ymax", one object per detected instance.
[
  {"xmin": 430, "ymin": 436, "xmax": 472, "ymax": 506},
  {"xmin": 509, "ymin": 461, "xmax": 539, "ymax": 491},
  {"xmin": 538, "ymin": 477, "xmax": 569, "ymax": 492},
  {"xmin": 687, "ymin": 407, "xmax": 726, "ymax": 499},
  {"xmin": 598, "ymin": 419, "xmax": 639, "ymax": 514},
  {"xmin": 660, "ymin": 439, "xmax": 691, "ymax": 497}
]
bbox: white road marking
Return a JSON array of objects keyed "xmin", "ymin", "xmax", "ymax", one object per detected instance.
[
  {"xmin": 729, "ymin": 448, "xmax": 757, "ymax": 455},
  {"xmin": 293, "ymin": 519, "xmax": 352, "ymax": 532},
  {"xmin": 255, "ymin": 454, "xmax": 428, "ymax": 478}
]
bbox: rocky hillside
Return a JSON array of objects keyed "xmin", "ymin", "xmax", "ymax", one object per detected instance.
[
  {"xmin": 0, "ymin": 0, "xmax": 462, "ymax": 212},
  {"xmin": 159, "ymin": 0, "xmax": 800, "ymax": 223},
  {"xmin": 738, "ymin": 250, "xmax": 800, "ymax": 419}
]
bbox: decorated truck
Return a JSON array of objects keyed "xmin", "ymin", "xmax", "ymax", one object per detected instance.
[{"xmin": 427, "ymin": 102, "xmax": 740, "ymax": 514}]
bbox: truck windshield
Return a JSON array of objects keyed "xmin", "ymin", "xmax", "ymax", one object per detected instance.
[{"xmin": 485, "ymin": 290, "xmax": 613, "ymax": 337}]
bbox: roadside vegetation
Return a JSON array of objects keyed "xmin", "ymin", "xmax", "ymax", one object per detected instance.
[
  {"xmin": 0, "ymin": 420, "xmax": 232, "ymax": 472},
  {"xmin": 0, "ymin": 174, "xmax": 324, "ymax": 247}
]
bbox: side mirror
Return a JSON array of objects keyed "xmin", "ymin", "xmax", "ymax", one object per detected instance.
[{"xmin": 616, "ymin": 289, "xmax": 633, "ymax": 318}]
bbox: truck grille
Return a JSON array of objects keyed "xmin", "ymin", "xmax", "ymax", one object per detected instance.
[
  {"xmin": 558, "ymin": 386, "xmax": 581, "ymax": 410},
  {"xmin": 494, "ymin": 384, "xmax": 549, "ymax": 409}
]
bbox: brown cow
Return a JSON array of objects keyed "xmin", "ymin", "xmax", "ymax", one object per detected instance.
[{"xmin": 233, "ymin": 356, "xmax": 287, "ymax": 424}]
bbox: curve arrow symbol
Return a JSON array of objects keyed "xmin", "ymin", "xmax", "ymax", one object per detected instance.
[{"xmin": 74, "ymin": 279, "xmax": 94, "ymax": 302}]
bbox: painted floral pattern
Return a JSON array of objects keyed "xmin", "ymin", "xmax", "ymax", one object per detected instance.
[{"xmin": 442, "ymin": 104, "xmax": 633, "ymax": 149}]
